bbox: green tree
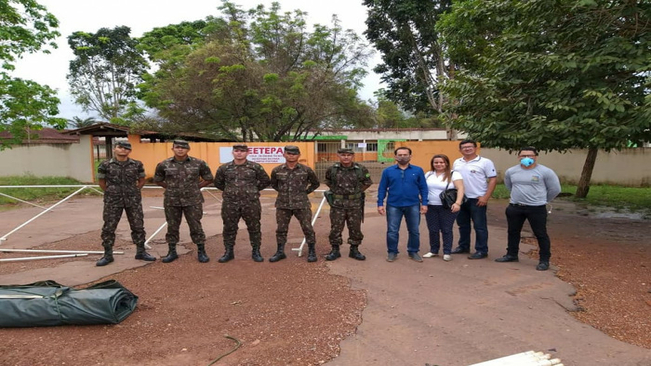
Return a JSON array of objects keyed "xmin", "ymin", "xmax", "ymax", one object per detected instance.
[
  {"xmin": 139, "ymin": 1, "xmax": 373, "ymax": 141},
  {"xmin": 137, "ymin": 19, "xmax": 224, "ymax": 64},
  {"xmin": 363, "ymin": 0, "xmax": 453, "ymax": 115},
  {"xmin": 438, "ymin": 0, "xmax": 651, "ymax": 197},
  {"xmin": 372, "ymin": 92, "xmax": 443, "ymax": 129},
  {"xmin": 67, "ymin": 116, "xmax": 96, "ymax": 128},
  {"xmin": 0, "ymin": 0, "xmax": 65, "ymax": 149},
  {"xmin": 67, "ymin": 26, "xmax": 149, "ymax": 123},
  {"xmin": 375, "ymin": 95, "xmax": 407, "ymax": 128}
]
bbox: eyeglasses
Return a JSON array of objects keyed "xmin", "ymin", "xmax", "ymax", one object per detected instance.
[
  {"xmin": 519, "ymin": 155, "xmax": 536, "ymax": 158},
  {"xmin": 460, "ymin": 146, "xmax": 475, "ymax": 150}
]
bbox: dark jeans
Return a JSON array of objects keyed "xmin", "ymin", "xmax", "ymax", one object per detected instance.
[
  {"xmin": 386, "ymin": 204, "xmax": 421, "ymax": 254},
  {"xmin": 425, "ymin": 205, "xmax": 459, "ymax": 255},
  {"xmin": 505, "ymin": 204, "xmax": 550, "ymax": 262},
  {"xmin": 456, "ymin": 198, "xmax": 488, "ymax": 254}
]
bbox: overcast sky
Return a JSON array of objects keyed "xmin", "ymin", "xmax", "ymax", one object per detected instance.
[{"xmin": 13, "ymin": 0, "xmax": 383, "ymax": 120}]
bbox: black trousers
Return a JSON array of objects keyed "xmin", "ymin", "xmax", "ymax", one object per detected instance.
[{"xmin": 505, "ymin": 204, "xmax": 551, "ymax": 262}]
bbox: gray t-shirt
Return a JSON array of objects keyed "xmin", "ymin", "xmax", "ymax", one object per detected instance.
[{"xmin": 504, "ymin": 164, "xmax": 561, "ymax": 206}]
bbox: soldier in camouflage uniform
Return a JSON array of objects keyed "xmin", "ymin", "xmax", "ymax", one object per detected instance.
[
  {"xmin": 269, "ymin": 146, "xmax": 320, "ymax": 263},
  {"xmin": 324, "ymin": 148, "xmax": 373, "ymax": 261},
  {"xmin": 96, "ymin": 141, "xmax": 156, "ymax": 266},
  {"xmin": 214, "ymin": 144, "xmax": 271, "ymax": 263},
  {"xmin": 153, "ymin": 140, "xmax": 214, "ymax": 263}
]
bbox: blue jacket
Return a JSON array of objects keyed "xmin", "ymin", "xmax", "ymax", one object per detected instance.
[{"xmin": 377, "ymin": 164, "xmax": 428, "ymax": 207}]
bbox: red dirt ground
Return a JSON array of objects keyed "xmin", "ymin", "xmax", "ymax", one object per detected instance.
[{"xmin": 0, "ymin": 195, "xmax": 649, "ymax": 365}]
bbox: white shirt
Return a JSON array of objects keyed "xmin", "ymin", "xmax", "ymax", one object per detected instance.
[
  {"xmin": 425, "ymin": 170, "xmax": 463, "ymax": 206},
  {"xmin": 453, "ymin": 156, "xmax": 496, "ymax": 198}
]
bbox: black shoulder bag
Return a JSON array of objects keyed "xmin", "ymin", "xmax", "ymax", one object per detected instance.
[{"xmin": 439, "ymin": 171, "xmax": 466, "ymax": 209}]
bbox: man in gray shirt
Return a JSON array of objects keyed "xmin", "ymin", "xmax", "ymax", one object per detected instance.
[{"xmin": 495, "ymin": 147, "xmax": 561, "ymax": 271}]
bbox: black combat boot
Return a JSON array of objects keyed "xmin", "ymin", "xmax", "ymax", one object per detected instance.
[
  {"xmin": 349, "ymin": 245, "xmax": 366, "ymax": 261},
  {"xmin": 135, "ymin": 244, "xmax": 156, "ymax": 262},
  {"xmin": 251, "ymin": 246, "xmax": 264, "ymax": 262},
  {"xmin": 162, "ymin": 244, "xmax": 178, "ymax": 263},
  {"xmin": 307, "ymin": 243, "xmax": 317, "ymax": 263},
  {"xmin": 197, "ymin": 244, "xmax": 209, "ymax": 263},
  {"xmin": 269, "ymin": 244, "xmax": 286, "ymax": 262},
  {"xmin": 325, "ymin": 245, "xmax": 341, "ymax": 261},
  {"xmin": 96, "ymin": 246, "xmax": 114, "ymax": 266},
  {"xmin": 218, "ymin": 246, "xmax": 234, "ymax": 263}
]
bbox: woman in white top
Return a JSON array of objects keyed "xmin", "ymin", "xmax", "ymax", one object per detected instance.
[{"xmin": 424, "ymin": 154, "xmax": 465, "ymax": 261}]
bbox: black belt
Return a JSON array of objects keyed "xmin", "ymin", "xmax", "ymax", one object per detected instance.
[
  {"xmin": 509, "ymin": 203, "xmax": 546, "ymax": 208},
  {"xmin": 333, "ymin": 193, "xmax": 362, "ymax": 199}
]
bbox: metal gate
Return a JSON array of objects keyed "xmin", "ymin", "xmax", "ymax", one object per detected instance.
[{"xmin": 314, "ymin": 140, "xmax": 402, "ymax": 183}]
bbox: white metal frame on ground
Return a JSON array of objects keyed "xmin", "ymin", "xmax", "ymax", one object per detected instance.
[
  {"xmin": 469, "ymin": 350, "xmax": 563, "ymax": 366},
  {"xmin": 0, "ymin": 185, "xmax": 328, "ymax": 259}
]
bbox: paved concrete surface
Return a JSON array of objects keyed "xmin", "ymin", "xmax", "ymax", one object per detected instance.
[
  {"xmin": 1, "ymin": 195, "xmax": 650, "ymax": 366},
  {"xmin": 326, "ymin": 206, "xmax": 651, "ymax": 366}
]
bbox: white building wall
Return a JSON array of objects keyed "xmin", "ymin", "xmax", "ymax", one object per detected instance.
[
  {"xmin": 482, "ymin": 147, "xmax": 651, "ymax": 186},
  {"xmin": 0, "ymin": 136, "xmax": 94, "ymax": 182}
]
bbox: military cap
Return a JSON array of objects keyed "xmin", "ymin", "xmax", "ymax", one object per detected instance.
[
  {"xmin": 232, "ymin": 143, "xmax": 248, "ymax": 151},
  {"xmin": 337, "ymin": 148, "xmax": 354, "ymax": 154},
  {"xmin": 284, "ymin": 145, "xmax": 300, "ymax": 154},
  {"xmin": 115, "ymin": 141, "xmax": 132, "ymax": 150},
  {"xmin": 172, "ymin": 140, "xmax": 190, "ymax": 149}
]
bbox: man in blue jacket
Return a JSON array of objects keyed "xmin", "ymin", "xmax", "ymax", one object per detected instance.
[{"xmin": 377, "ymin": 147, "xmax": 429, "ymax": 262}]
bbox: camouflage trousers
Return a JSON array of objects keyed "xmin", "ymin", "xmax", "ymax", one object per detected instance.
[
  {"xmin": 276, "ymin": 208, "xmax": 315, "ymax": 246},
  {"xmin": 222, "ymin": 200, "xmax": 261, "ymax": 248},
  {"xmin": 101, "ymin": 204, "xmax": 146, "ymax": 249},
  {"xmin": 164, "ymin": 204, "xmax": 205, "ymax": 245},
  {"xmin": 329, "ymin": 205, "xmax": 364, "ymax": 246}
]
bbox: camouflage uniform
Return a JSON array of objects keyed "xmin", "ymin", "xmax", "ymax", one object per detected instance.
[
  {"xmin": 325, "ymin": 162, "xmax": 373, "ymax": 247},
  {"xmin": 214, "ymin": 160, "xmax": 270, "ymax": 251},
  {"xmin": 153, "ymin": 156, "xmax": 214, "ymax": 246},
  {"xmin": 271, "ymin": 163, "xmax": 320, "ymax": 248},
  {"xmin": 98, "ymin": 158, "xmax": 146, "ymax": 250}
]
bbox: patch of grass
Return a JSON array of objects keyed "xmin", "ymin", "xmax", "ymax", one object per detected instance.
[
  {"xmin": 0, "ymin": 175, "xmax": 99, "ymax": 207},
  {"xmin": 491, "ymin": 185, "xmax": 511, "ymax": 200},
  {"xmin": 492, "ymin": 183, "xmax": 651, "ymax": 217},
  {"xmin": 571, "ymin": 185, "xmax": 651, "ymax": 213}
]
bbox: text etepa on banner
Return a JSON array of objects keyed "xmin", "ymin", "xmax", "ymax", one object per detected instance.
[{"xmin": 219, "ymin": 146, "xmax": 286, "ymax": 164}]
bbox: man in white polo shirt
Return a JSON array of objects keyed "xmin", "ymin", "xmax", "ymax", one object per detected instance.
[{"xmin": 452, "ymin": 139, "xmax": 497, "ymax": 259}]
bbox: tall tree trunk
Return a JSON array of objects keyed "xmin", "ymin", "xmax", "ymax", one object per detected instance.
[{"xmin": 575, "ymin": 147, "xmax": 598, "ymax": 198}]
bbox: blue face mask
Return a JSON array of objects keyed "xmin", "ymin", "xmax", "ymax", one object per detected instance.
[{"xmin": 520, "ymin": 157, "xmax": 535, "ymax": 167}]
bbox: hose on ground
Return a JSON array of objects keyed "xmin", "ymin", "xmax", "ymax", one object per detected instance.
[{"xmin": 207, "ymin": 335, "xmax": 242, "ymax": 366}]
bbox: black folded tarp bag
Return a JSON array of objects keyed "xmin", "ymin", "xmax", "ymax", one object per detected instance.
[{"xmin": 0, "ymin": 280, "xmax": 138, "ymax": 327}]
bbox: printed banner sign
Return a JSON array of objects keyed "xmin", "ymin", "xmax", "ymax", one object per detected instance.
[{"xmin": 219, "ymin": 146, "xmax": 286, "ymax": 164}]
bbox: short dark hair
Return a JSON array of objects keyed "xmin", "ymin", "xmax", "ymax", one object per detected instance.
[
  {"xmin": 459, "ymin": 139, "xmax": 477, "ymax": 149},
  {"xmin": 394, "ymin": 146, "xmax": 412, "ymax": 155},
  {"xmin": 518, "ymin": 146, "xmax": 539, "ymax": 156}
]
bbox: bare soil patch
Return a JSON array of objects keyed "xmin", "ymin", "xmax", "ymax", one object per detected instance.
[
  {"xmin": 0, "ymin": 200, "xmax": 365, "ymax": 366},
  {"xmin": 488, "ymin": 200, "xmax": 651, "ymax": 349}
]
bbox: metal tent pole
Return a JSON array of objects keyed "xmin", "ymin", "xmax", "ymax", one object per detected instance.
[
  {"xmin": 144, "ymin": 221, "xmax": 167, "ymax": 249},
  {"xmin": 0, "ymin": 186, "xmax": 89, "ymax": 243},
  {"xmin": 0, "ymin": 253, "xmax": 89, "ymax": 262},
  {"xmin": 0, "ymin": 249, "xmax": 124, "ymax": 255},
  {"xmin": 0, "ymin": 192, "xmax": 48, "ymax": 209},
  {"xmin": 291, "ymin": 194, "xmax": 327, "ymax": 257}
]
